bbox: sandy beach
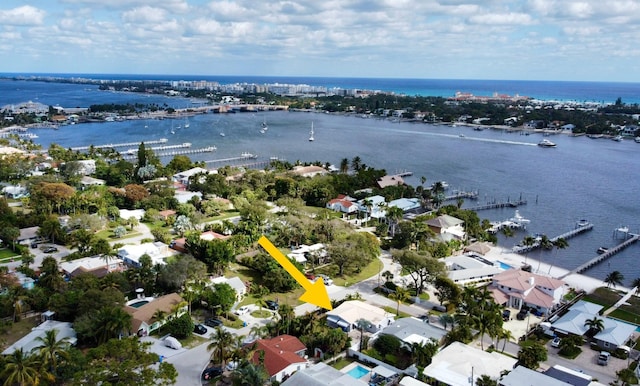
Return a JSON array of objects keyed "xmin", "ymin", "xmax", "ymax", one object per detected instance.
[{"xmin": 482, "ymin": 245, "xmax": 630, "ymax": 294}]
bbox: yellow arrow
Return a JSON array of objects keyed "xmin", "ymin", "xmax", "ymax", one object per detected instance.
[{"xmin": 258, "ymin": 235, "xmax": 333, "ymax": 311}]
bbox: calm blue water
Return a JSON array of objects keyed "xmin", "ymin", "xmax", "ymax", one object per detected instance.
[
  {"xmin": 2, "ymin": 79, "xmax": 640, "ymax": 285},
  {"xmin": 2, "ymin": 73, "xmax": 640, "ymax": 103},
  {"xmin": 347, "ymin": 365, "xmax": 369, "ymax": 379}
]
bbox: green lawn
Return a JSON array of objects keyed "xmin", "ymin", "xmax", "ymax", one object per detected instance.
[
  {"xmin": 95, "ymin": 228, "xmax": 142, "ymax": 241},
  {"xmin": 583, "ymin": 287, "xmax": 640, "ymax": 325},
  {"xmin": 0, "ymin": 248, "xmax": 19, "ymax": 259},
  {"xmin": 329, "ymin": 357, "xmax": 355, "ymax": 370},
  {"xmin": 313, "ymin": 258, "xmax": 383, "ymax": 287},
  {"xmin": 382, "ymin": 305, "xmax": 411, "ymax": 318},
  {"xmin": 250, "ymin": 310, "xmax": 272, "ymax": 318}
]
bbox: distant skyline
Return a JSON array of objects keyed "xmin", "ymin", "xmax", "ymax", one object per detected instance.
[{"xmin": 2, "ymin": 1, "xmax": 640, "ymax": 83}]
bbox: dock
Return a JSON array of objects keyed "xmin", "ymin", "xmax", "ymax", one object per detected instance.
[
  {"xmin": 511, "ymin": 221, "xmax": 594, "ymax": 254},
  {"xmin": 560, "ymin": 234, "xmax": 640, "ymax": 278},
  {"xmin": 71, "ymin": 138, "xmax": 168, "ymax": 151},
  {"xmin": 444, "ymin": 190, "xmax": 479, "ymax": 201},
  {"xmin": 468, "ymin": 198, "xmax": 527, "ymax": 211},
  {"xmin": 122, "ymin": 146, "xmax": 216, "ymax": 160},
  {"xmin": 204, "ymin": 153, "xmax": 259, "ymax": 165}
]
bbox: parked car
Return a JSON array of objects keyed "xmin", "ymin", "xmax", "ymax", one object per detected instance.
[
  {"xmin": 163, "ymin": 336, "xmax": 182, "ymax": 350},
  {"xmin": 502, "ymin": 309, "xmax": 511, "ymax": 321},
  {"xmin": 204, "ymin": 318, "xmax": 223, "ymax": 327},
  {"xmin": 202, "ymin": 366, "xmax": 223, "ymax": 380},
  {"xmin": 597, "ymin": 351, "xmax": 610, "ymax": 365},
  {"xmin": 318, "ymin": 274, "xmax": 333, "ymax": 286},
  {"xmin": 43, "ymin": 246, "xmax": 58, "ymax": 253},
  {"xmin": 551, "ymin": 336, "xmax": 561, "ymax": 348},
  {"xmin": 226, "ymin": 361, "xmax": 239, "ymax": 371},
  {"xmin": 516, "ymin": 309, "xmax": 528, "ymax": 320},
  {"xmin": 265, "ymin": 300, "xmax": 279, "ymax": 310},
  {"xmin": 234, "ymin": 306, "xmax": 250, "ymax": 315},
  {"xmin": 305, "ymin": 273, "xmax": 316, "ymax": 281},
  {"xmin": 193, "ymin": 324, "xmax": 207, "ymax": 335}
]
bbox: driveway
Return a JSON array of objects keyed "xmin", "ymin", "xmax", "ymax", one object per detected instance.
[{"xmin": 140, "ymin": 336, "xmax": 187, "ymax": 359}]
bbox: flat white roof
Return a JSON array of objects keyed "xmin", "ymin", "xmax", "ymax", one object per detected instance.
[{"xmin": 2, "ymin": 320, "xmax": 76, "ymax": 355}]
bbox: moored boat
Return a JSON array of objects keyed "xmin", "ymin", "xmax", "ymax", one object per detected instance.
[{"xmin": 597, "ymin": 247, "xmax": 608, "ymax": 254}]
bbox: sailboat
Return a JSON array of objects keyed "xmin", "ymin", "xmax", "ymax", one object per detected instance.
[{"xmin": 308, "ymin": 121, "xmax": 314, "ymax": 142}]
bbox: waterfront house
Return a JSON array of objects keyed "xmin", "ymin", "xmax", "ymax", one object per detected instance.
[
  {"xmin": 445, "ymin": 254, "xmax": 503, "ymax": 285},
  {"xmin": 327, "ymin": 300, "xmax": 394, "ymax": 332},
  {"xmin": 357, "ymin": 195, "xmax": 387, "ymax": 219},
  {"xmin": 550, "ymin": 300, "xmax": 636, "ymax": 351},
  {"xmin": 172, "ymin": 167, "xmax": 216, "ymax": 186},
  {"xmin": 499, "ymin": 365, "xmax": 571, "ymax": 386},
  {"xmin": 388, "ymin": 197, "xmax": 421, "ymax": 212},
  {"xmin": 425, "ymin": 214, "xmax": 466, "ymax": 241},
  {"xmin": 125, "ymin": 293, "xmax": 186, "ymax": 337},
  {"xmin": 488, "ymin": 269, "xmax": 565, "ymax": 315},
  {"xmin": 291, "ymin": 165, "xmax": 328, "ymax": 178},
  {"xmin": 377, "ymin": 174, "xmax": 405, "ymax": 189},
  {"xmin": 423, "ymin": 341, "xmax": 517, "ymax": 385},
  {"xmin": 252, "ymin": 335, "xmax": 308, "ymax": 383}
]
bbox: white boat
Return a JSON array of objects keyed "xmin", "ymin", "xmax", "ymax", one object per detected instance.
[
  {"xmin": 220, "ymin": 132, "xmax": 225, "ymax": 137},
  {"xmin": 262, "ymin": 120, "xmax": 268, "ymax": 131},
  {"xmin": 508, "ymin": 210, "xmax": 531, "ymax": 228},
  {"xmin": 184, "ymin": 117, "xmax": 190, "ymax": 128},
  {"xmin": 538, "ymin": 139, "xmax": 556, "ymax": 147},
  {"xmin": 309, "ymin": 121, "xmax": 314, "ymax": 141},
  {"xmin": 612, "ymin": 135, "xmax": 623, "ymax": 142},
  {"xmin": 635, "ymin": 137, "xmax": 640, "ymax": 143},
  {"xmin": 597, "ymin": 247, "xmax": 608, "ymax": 254}
]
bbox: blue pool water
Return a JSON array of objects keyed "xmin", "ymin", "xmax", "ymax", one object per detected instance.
[
  {"xmin": 128, "ymin": 300, "xmax": 149, "ymax": 308},
  {"xmin": 347, "ymin": 365, "xmax": 369, "ymax": 379},
  {"xmin": 498, "ymin": 261, "xmax": 513, "ymax": 270}
]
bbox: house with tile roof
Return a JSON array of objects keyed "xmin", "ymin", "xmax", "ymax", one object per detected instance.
[
  {"xmin": 425, "ymin": 214, "xmax": 466, "ymax": 241},
  {"xmin": 291, "ymin": 165, "xmax": 328, "ymax": 178},
  {"xmin": 377, "ymin": 174, "xmax": 405, "ymax": 188},
  {"xmin": 380, "ymin": 317, "xmax": 447, "ymax": 348},
  {"xmin": 124, "ymin": 293, "xmax": 186, "ymax": 337},
  {"xmin": 326, "ymin": 194, "xmax": 359, "ymax": 215},
  {"xmin": 252, "ymin": 334, "xmax": 308, "ymax": 383},
  {"xmin": 327, "ymin": 300, "xmax": 394, "ymax": 332},
  {"xmin": 170, "ymin": 230, "xmax": 230, "ymax": 253},
  {"xmin": 489, "ymin": 269, "xmax": 565, "ymax": 315}
]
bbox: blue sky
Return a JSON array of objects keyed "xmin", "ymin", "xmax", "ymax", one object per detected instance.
[{"xmin": 2, "ymin": 0, "xmax": 640, "ymax": 82}]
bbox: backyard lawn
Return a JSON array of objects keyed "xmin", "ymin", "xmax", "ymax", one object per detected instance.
[{"xmin": 583, "ymin": 287, "xmax": 640, "ymax": 325}]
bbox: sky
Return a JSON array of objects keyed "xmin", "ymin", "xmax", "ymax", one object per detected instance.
[{"xmin": 1, "ymin": 0, "xmax": 640, "ymax": 82}]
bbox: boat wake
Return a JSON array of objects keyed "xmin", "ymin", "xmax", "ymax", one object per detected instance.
[{"xmin": 383, "ymin": 128, "xmax": 538, "ymax": 146}]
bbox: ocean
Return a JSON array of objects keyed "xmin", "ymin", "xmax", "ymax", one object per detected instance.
[{"xmin": 2, "ymin": 77, "xmax": 640, "ymax": 285}]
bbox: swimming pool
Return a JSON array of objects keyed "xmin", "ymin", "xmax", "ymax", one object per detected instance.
[
  {"xmin": 128, "ymin": 300, "xmax": 149, "ymax": 308},
  {"xmin": 498, "ymin": 261, "xmax": 513, "ymax": 270},
  {"xmin": 347, "ymin": 365, "xmax": 369, "ymax": 379}
]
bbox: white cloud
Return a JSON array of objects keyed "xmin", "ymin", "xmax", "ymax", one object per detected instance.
[
  {"xmin": 122, "ymin": 6, "xmax": 167, "ymax": 24},
  {"xmin": 468, "ymin": 12, "xmax": 535, "ymax": 25},
  {"xmin": 0, "ymin": 5, "xmax": 46, "ymax": 26}
]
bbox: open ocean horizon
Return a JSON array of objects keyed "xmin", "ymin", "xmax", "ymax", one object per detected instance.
[{"xmin": 2, "ymin": 72, "xmax": 640, "ymax": 104}]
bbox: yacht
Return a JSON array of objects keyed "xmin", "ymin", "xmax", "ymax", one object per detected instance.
[
  {"xmin": 635, "ymin": 137, "xmax": 640, "ymax": 143},
  {"xmin": 261, "ymin": 120, "xmax": 268, "ymax": 131},
  {"xmin": 597, "ymin": 247, "xmax": 609, "ymax": 254},
  {"xmin": 538, "ymin": 139, "xmax": 556, "ymax": 147},
  {"xmin": 309, "ymin": 122, "xmax": 314, "ymax": 141},
  {"xmin": 612, "ymin": 135, "xmax": 623, "ymax": 142},
  {"xmin": 508, "ymin": 210, "xmax": 531, "ymax": 229},
  {"xmin": 219, "ymin": 132, "xmax": 225, "ymax": 137}
]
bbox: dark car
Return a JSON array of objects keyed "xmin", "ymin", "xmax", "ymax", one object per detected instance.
[
  {"xmin": 43, "ymin": 246, "xmax": 58, "ymax": 253},
  {"xmin": 193, "ymin": 324, "xmax": 207, "ymax": 335},
  {"xmin": 202, "ymin": 366, "xmax": 223, "ymax": 381},
  {"xmin": 516, "ymin": 309, "xmax": 528, "ymax": 320},
  {"xmin": 502, "ymin": 309, "xmax": 511, "ymax": 321},
  {"xmin": 265, "ymin": 300, "xmax": 279, "ymax": 311},
  {"xmin": 204, "ymin": 318, "xmax": 223, "ymax": 328}
]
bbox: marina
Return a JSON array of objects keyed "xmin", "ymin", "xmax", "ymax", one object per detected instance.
[
  {"xmin": 71, "ymin": 138, "xmax": 168, "ymax": 151},
  {"xmin": 122, "ymin": 146, "xmax": 216, "ymax": 160}
]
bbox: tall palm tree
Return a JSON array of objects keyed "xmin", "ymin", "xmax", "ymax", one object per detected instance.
[
  {"xmin": 33, "ymin": 328, "xmax": 71, "ymax": 375},
  {"xmin": 389, "ymin": 287, "xmax": 410, "ymax": 316},
  {"xmin": 584, "ymin": 316, "xmax": 605, "ymax": 338},
  {"xmin": 386, "ymin": 206, "xmax": 404, "ymax": 237},
  {"xmin": 548, "ymin": 237, "xmax": 568, "ymax": 274},
  {"xmin": 536, "ymin": 234, "xmax": 552, "ymax": 273},
  {"xmin": 498, "ymin": 327, "xmax": 515, "ymax": 352},
  {"xmin": 339, "ymin": 158, "xmax": 349, "ymax": 174},
  {"xmin": 0, "ymin": 348, "xmax": 46, "ymax": 386},
  {"xmin": 208, "ymin": 326, "xmax": 235, "ymax": 366},
  {"xmin": 355, "ymin": 318, "xmax": 370, "ymax": 351},
  {"xmin": 351, "ymin": 156, "xmax": 362, "ymax": 172},
  {"xmin": 95, "ymin": 306, "xmax": 132, "ymax": 344},
  {"xmin": 521, "ymin": 235, "xmax": 535, "ymax": 265},
  {"xmin": 604, "ymin": 270, "xmax": 625, "ymax": 288}
]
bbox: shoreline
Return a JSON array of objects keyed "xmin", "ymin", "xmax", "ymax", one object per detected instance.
[{"xmin": 482, "ymin": 245, "xmax": 629, "ymax": 295}]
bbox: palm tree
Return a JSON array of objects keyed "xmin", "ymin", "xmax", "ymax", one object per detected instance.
[
  {"xmin": 521, "ymin": 235, "xmax": 535, "ymax": 265},
  {"xmin": 208, "ymin": 326, "xmax": 235, "ymax": 366},
  {"xmin": 95, "ymin": 306, "xmax": 132, "ymax": 344},
  {"xmin": 386, "ymin": 206, "xmax": 404, "ymax": 237},
  {"xmin": 351, "ymin": 156, "xmax": 362, "ymax": 172},
  {"xmin": 604, "ymin": 270, "xmax": 625, "ymax": 288},
  {"xmin": 584, "ymin": 316, "xmax": 605, "ymax": 338},
  {"xmin": 389, "ymin": 287, "xmax": 410, "ymax": 316},
  {"xmin": 232, "ymin": 362, "xmax": 268, "ymax": 386},
  {"xmin": 439, "ymin": 314, "xmax": 454, "ymax": 330},
  {"xmin": 0, "ymin": 348, "xmax": 46, "ymax": 386},
  {"xmin": 632, "ymin": 277, "xmax": 640, "ymax": 295},
  {"xmin": 548, "ymin": 237, "xmax": 568, "ymax": 274},
  {"xmin": 355, "ymin": 318, "xmax": 370, "ymax": 351},
  {"xmin": 536, "ymin": 234, "xmax": 552, "ymax": 273},
  {"xmin": 339, "ymin": 158, "xmax": 349, "ymax": 174},
  {"xmin": 33, "ymin": 328, "xmax": 71, "ymax": 375},
  {"xmin": 498, "ymin": 327, "xmax": 514, "ymax": 352}
]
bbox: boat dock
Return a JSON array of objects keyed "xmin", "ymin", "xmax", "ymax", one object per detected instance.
[
  {"xmin": 204, "ymin": 153, "xmax": 259, "ymax": 165},
  {"xmin": 511, "ymin": 221, "xmax": 594, "ymax": 253},
  {"xmin": 444, "ymin": 190, "xmax": 479, "ymax": 201},
  {"xmin": 468, "ymin": 198, "xmax": 527, "ymax": 211},
  {"xmin": 71, "ymin": 138, "xmax": 168, "ymax": 151},
  {"xmin": 560, "ymin": 234, "xmax": 640, "ymax": 278},
  {"xmin": 122, "ymin": 146, "xmax": 216, "ymax": 160}
]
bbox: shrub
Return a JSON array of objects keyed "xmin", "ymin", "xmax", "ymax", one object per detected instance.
[
  {"xmin": 373, "ymin": 334, "xmax": 402, "ymax": 356},
  {"xmin": 164, "ymin": 314, "xmax": 194, "ymax": 339}
]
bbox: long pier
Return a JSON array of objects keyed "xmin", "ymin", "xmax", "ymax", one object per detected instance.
[
  {"xmin": 444, "ymin": 190, "xmax": 479, "ymax": 201},
  {"xmin": 71, "ymin": 138, "xmax": 168, "ymax": 151},
  {"xmin": 560, "ymin": 234, "xmax": 640, "ymax": 278},
  {"xmin": 204, "ymin": 153, "xmax": 259, "ymax": 165},
  {"xmin": 512, "ymin": 221, "xmax": 594, "ymax": 253},
  {"xmin": 122, "ymin": 146, "xmax": 216, "ymax": 160},
  {"xmin": 468, "ymin": 199, "xmax": 527, "ymax": 211}
]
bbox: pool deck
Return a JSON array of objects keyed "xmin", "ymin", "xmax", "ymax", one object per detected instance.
[{"xmin": 342, "ymin": 362, "xmax": 372, "ymax": 383}]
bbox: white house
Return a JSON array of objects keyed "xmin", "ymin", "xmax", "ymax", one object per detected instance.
[
  {"xmin": 327, "ymin": 300, "xmax": 394, "ymax": 332},
  {"xmin": 172, "ymin": 167, "xmax": 216, "ymax": 186},
  {"xmin": 210, "ymin": 276, "xmax": 247, "ymax": 302},
  {"xmin": 358, "ymin": 195, "xmax": 387, "ymax": 219},
  {"xmin": 117, "ymin": 242, "xmax": 171, "ymax": 267},
  {"xmin": 499, "ymin": 365, "xmax": 572, "ymax": 386},
  {"xmin": 445, "ymin": 254, "xmax": 503, "ymax": 285},
  {"xmin": 489, "ymin": 269, "xmax": 565, "ymax": 315},
  {"xmin": 326, "ymin": 195, "xmax": 359, "ymax": 215},
  {"xmin": 2, "ymin": 320, "xmax": 77, "ymax": 355},
  {"xmin": 380, "ymin": 317, "xmax": 447, "ymax": 348},
  {"xmin": 423, "ymin": 341, "xmax": 517, "ymax": 385},
  {"xmin": 59, "ymin": 256, "xmax": 124, "ymax": 278},
  {"xmin": 282, "ymin": 362, "xmax": 367, "ymax": 386},
  {"xmin": 119, "ymin": 208, "xmax": 145, "ymax": 221},
  {"xmin": 75, "ymin": 160, "xmax": 96, "ymax": 175},
  {"xmin": 288, "ymin": 243, "xmax": 326, "ymax": 264}
]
